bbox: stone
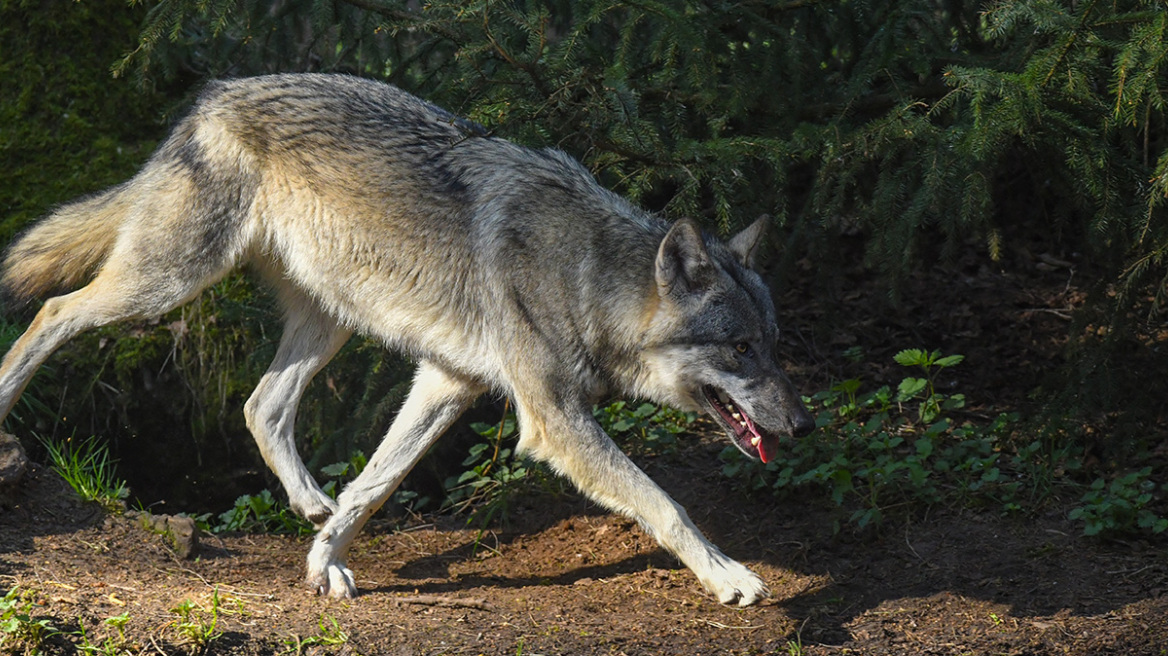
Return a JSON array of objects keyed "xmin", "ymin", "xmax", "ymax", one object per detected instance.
[
  {"xmin": 0, "ymin": 432, "xmax": 29, "ymax": 503},
  {"xmin": 130, "ymin": 510, "xmax": 200, "ymax": 559}
]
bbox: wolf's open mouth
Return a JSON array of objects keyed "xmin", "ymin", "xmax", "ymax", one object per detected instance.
[{"xmin": 702, "ymin": 386, "xmax": 780, "ymax": 464}]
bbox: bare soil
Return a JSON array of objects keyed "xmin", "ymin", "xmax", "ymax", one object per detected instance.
[{"xmin": 3, "ymin": 443, "xmax": 1167, "ymax": 656}]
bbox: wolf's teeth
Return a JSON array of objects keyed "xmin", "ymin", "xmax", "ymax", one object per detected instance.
[
  {"xmin": 750, "ymin": 434, "xmax": 762, "ymax": 447},
  {"xmin": 731, "ymin": 412, "xmax": 742, "ymax": 421}
]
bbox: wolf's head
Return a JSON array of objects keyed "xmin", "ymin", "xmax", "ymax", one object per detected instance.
[{"xmin": 638, "ymin": 217, "xmax": 815, "ymax": 463}]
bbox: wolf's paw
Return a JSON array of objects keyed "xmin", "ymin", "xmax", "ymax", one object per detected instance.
[
  {"xmin": 306, "ymin": 560, "xmax": 357, "ymax": 599},
  {"xmin": 306, "ymin": 543, "xmax": 357, "ymax": 599},
  {"xmin": 702, "ymin": 561, "xmax": 770, "ymax": 607},
  {"xmin": 291, "ymin": 491, "xmax": 339, "ymax": 529}
]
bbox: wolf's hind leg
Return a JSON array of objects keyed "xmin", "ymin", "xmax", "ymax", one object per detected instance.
[
  {"xmin": 243, "ymin": 291, "xmax": 351, "ymax": 526},
  {"xmin": 307, "ymin": 360, "xmax": 485, "ymax": 598},
  {"xmin": 0, "ymin": 253, "xmax": 233, "ymax": 424},
  {"xmin": 516, "ymin": 401, "xmax": 770, "ymax": 607}
]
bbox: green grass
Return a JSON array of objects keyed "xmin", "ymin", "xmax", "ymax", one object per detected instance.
[{"xmin": 39, "ymin": 435, "xmax": 128, "ymax": 512}]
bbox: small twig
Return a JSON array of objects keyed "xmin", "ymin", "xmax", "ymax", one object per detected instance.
[
  {"xmin": 481, "ymin": 397, "xmax": 511, "ymax": 478},
  {"xmin": 905, "ymin": 530, "xmax": 924, "ymax": 562},
  {"xmin": 1020, "ymin": 308, "xmax": 1074, "ymax": 320},
  {"xmin": 396, "ymin": 522, "xmax": 436, "ymax": 533},
  {"xmin": 393, "ymin": 594, "xmax": 496, "ymax": 611},
  {"xmin": 695, "ymin": 619, "xmax": 762, "ymax": 630},
  {"xmin": 1106, "ymin": 564, "xmax": 1155, "ymax": 576}
]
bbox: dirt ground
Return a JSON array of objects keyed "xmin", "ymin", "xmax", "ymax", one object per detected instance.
[{"xmin": 3, "ymin": 441, "xmax": 1166, "ymax": 656}]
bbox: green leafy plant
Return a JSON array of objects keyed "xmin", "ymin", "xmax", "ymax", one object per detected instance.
[
  {"xmin": 1069, "ymin": 467, "xmax": 1168, "ymax": 537},
  {"xmin": 443, "ymin": 411, "xmax": 541, "ymax": 526},
  {"xmin": 0, "ymin": 587, "xmax": 58, "ymax": 654},
  {"xmin": 321, "ymin": 448, "xmax": 438, "ymax": 516},
  {"xmin": 74, "ymin": 612, "xmax": 135, "ymax": 656},
  {"xmin": 594, "ymin": 401, "xmax": 696, "ymax": 456},
  {"xmin": 39, "ymin": 435, "xmax": 128, "ymax": 512},
  {"xmin": 281, "ymin": 615, "xmax": 348, "ymax": 655},
  {"xmin": 212, "ymin": 490, "xmax": 312, "ymax": 536},
  {"xmin": 102, "ymin": 613, "xmax": 130, "ymax": 644},
  {"xmin": 320, "ymin": 450, "xmax": 367, "ymax": 499},
  {"xmin": 443, "ymin": 400, "xmax": 694, "ymax": 526},
  {"xmin": 721, "ymin": 350, "xmax": 1047, "ymax": 530},
  {"xmin": 892, "ymin": 349, "xmax": 966, "ymax": 423},
  {"xmin": 169, "ymin": 590, "xmax": 223, "ymax": 653}
]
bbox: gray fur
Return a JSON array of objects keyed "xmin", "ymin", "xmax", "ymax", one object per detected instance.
[{"xmin": 0, "ymin": 74, "xmax": 813, "ymax": 606}]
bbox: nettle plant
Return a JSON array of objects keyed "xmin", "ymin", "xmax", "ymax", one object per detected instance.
[
  {"xmin": 892, "ymin": 349, "xmax": 966, "ymax": 423},
  {"xmin": 444, "ymin": 400, "xmax": 695, "ymax": 527},
  {"xmin": 722, "ymin": 349, "xmax": 1026, "ymax": 529},
  {"xmin": 1070, "ymin": 467, "xmax": 1168, "ymax": 536},
  {"xmin": 594, "ymin": 401, "xmax": 696, "ymax": 457}
]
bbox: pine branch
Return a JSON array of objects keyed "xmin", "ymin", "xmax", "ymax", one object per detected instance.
[
  {"xmin": 480, "ymin": 9, "xmax": 551, "ymax": 98},
  {"xmin": 334, "ymin": 0, "xmax": 465, "ymax": 46},
  {"xmin": 1042, "ymin": 0, "xmax": 1100, "ymax": 87}
]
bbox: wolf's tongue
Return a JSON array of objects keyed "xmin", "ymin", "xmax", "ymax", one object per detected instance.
[
  {"xmin": 756, "ymin": 434, "xmax": 772, "ymax": 464},
  {"xmin": 741, "ymin": 409, "xmax": 773, "ymax": 464}
]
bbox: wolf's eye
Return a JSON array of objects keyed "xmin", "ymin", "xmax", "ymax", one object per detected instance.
[{"xmin": 734, "ymin": 342, "xmax": 750, "ymax": 355}]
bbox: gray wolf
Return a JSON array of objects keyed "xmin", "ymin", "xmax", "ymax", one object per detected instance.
[{"xmin": 0, "ymin": 73, "xmax": 814, "ymax": 606}]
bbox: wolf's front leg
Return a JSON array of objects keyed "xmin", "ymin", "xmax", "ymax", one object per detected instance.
[
  {"xmin": 244, "ymin": 298, "xmax": 352, "ymax": 527},
  {"xmin": 516, "ymin": 403, "xmax": 769, "ymax": 606},
  {"xmin": 305, "ymin": 361, "xmax": 484, "ymax": 598}
]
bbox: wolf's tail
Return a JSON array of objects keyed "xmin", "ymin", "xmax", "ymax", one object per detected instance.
[{"xmin": 1, "ymin": 184, "xmax": 130, "ymax": 305}]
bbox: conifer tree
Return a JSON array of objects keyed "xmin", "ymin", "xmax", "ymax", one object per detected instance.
[
  {"xmin": 13, "ymin": 0, "xmax": 1168, "ymax": 445},
  {"xmin": 114, "ymin": 0, "xmax": 1168, "ymax": 315}
]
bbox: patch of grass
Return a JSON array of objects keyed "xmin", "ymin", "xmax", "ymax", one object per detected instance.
[{"xmin": 39, "ymin": 435, "xmax": 128, "ymax": 512}]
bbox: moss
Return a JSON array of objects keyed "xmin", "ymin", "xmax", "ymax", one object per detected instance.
[{"xmin": 0, "ymin": 0, "xmax": 170, "ymax": 241}]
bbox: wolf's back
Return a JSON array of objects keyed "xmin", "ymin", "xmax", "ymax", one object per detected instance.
[{"xmin": 1, "ymin": 184, "xmax": 129, "ymax": 305}]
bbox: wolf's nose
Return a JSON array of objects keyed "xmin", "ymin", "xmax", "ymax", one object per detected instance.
[{"xmin": 791, "ymin": 410, "xmax": 815, "ymax": 438}]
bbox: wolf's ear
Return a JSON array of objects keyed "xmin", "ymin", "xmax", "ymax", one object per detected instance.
[
  {"xmin": 727, "ymin": 214, "xmax": 770, "ymax": 270},
  {"xmin": 656, "ymin": 218, "xmax": 717, "ymax": 297}
]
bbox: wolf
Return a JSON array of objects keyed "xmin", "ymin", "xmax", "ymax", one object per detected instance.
[{"xmin": 0, "ymin": 73, "xmax": 814, "ymax": 606}]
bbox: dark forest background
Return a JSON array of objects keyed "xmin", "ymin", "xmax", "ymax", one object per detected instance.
[{"xmin": 1, "ymin": 0, "xmax": 1165, "ymax": 530}]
